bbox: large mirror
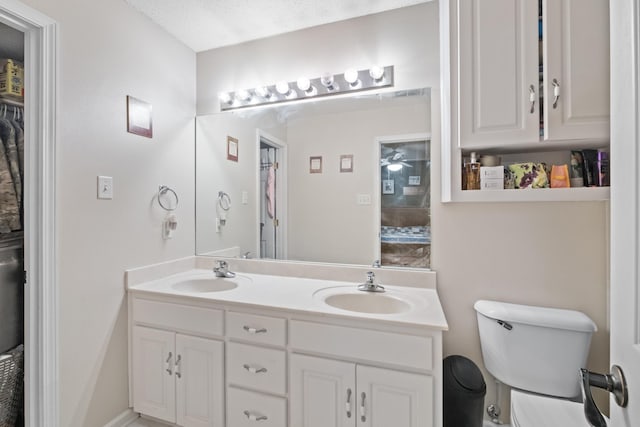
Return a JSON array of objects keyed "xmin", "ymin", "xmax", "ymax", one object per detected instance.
[{"xmin": 195, "ymin": 88, "xmax": 431, "ymax": 268}]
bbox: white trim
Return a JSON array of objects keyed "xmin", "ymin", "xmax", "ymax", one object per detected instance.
[
  {"xmin": 439, "ymin": 0, "xmax": 452, "ymax": 203},
  {"xmin": 103, "ymin": 409, "xmax": 139, "ymax": 427},
  {"xmin": 0, "ymin": 1, "xmax": 58, "ymax": 426}
]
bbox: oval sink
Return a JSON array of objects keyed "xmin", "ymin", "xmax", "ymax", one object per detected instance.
[
  {"xmin": 171, "ymin": 276, "xmax": 249, "ymax": 293},
  {"xmin": 319, "ymin": 290, "xmax": 412, "ymax": 314}
]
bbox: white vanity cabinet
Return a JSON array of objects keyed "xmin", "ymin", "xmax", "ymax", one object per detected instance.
[
  {"xmin": 291, "ymin": 354, "xmax": 432, "ymax": 427},
  {"xmin": 130, "ymin": 298, "xmax": 225, "ymax": 427},
  {"xmin": 289, "ymin": 319, "xmax": 439, "ymax": 427},
  {"xmin": 454, "ymin": 0, "xmax": 609, "ymax": 148}
]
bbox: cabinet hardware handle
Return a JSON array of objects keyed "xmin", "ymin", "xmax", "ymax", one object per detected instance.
[
  {"xmin": 360, "ymin": 392, "xmax": 366, "ymax": 422},
  {"xmin": 243, "ymin": 410, "xmax": 268, "ymax": 421},
  {"xmin": 528, "ymin": 84, "xmax": 536, "ymax": 114},
  {"xmin": 243, "ymin": 326, "xmax": 267, "ymax": 334},
  {"xmin": 175, "ymin": 354, "xmax": 182, "ymax": 378},
  {"xmin": 165, "ymin": 352, "xmax": 173, "ymax": 375},
  {"xmin": 243, "ymin": 364, "xmax": 267, "ymax": 374},
  {"xmin": 346, "ymin": 388, "xmax": 352, "ymax": 418},
  {"xmin": 552, "ymin": 78, "xmax": 560, "ymax": 109}
]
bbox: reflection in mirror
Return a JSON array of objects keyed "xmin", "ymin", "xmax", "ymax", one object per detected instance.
[
  {"xmin": 196, "ymin": 88, "xmax": 431, "ymax": 268},
  {"xmin": 378, "ymin": 137, "xmax": 431, "ymax": 268}
]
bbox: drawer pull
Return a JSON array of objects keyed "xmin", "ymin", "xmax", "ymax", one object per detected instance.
[
  {"xmin": 243, "ymin": 364, "xmax": 268, "ymax": 374},
  {"xmin": 165, "ymin": 352, "xmax": 173, "ymax": 376},
  {"xmin": 346, "ymin": 388, "xmax": 352, "ymax": 418},
  {"xmin": 360, "ymin": 392, "xmax": 366, "ymax": 422},
  {"xmin": 243, "ymin": 410, "xmax": 268, "ymax": 421},
  {"xmin": 175, "ymin": 354, "xmax": 182, "ymax": 379},
  {"xmin": 243, "ymin": 326, "xmax": 267, "ymax": 334}
]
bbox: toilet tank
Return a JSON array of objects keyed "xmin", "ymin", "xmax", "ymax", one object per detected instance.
[{"xmin": 474, "ymin": 300, "xmax": 597, "ymax": 398}]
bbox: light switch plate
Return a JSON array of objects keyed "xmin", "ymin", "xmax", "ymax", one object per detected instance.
[
  {"xmin": 97, "ymin": 176, "xmax": 113, "ymax": 199},
  {"xmin": 357, "ymin": 194, "xmax": 372, "ymax": 205}
]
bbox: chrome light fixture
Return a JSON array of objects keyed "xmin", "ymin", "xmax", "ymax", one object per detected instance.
[{"xmin": 219, "ymin": 65, "xmax": 394, "ymax": 111}]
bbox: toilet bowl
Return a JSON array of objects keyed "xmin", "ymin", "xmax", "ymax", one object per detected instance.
[{"xmin": 474, "ymin": 300, "xmax": 598, "ymax": 427}]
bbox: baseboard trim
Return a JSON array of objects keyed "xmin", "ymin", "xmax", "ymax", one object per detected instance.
[{"xmin": 104, "ymin": 409, "xmax": 139, "ymax": 427}]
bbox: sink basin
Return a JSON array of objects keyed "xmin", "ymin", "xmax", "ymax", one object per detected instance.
[
  {"xmin": 316, "ymin": 288, "xmax": 412, "ymax": 314},
  {"xmin": 171, "ymin": 276, "xmax": 249, "ymax": 293}
]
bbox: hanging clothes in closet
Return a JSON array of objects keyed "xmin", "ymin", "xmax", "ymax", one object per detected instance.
[{"xmin": 0, "ymin": 102, "xmax": 23, "ymax": 234}]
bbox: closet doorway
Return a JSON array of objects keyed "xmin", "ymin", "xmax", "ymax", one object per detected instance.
[
  {"xmin": 256, "ymin": 130, "xmax": 287, "ymax": 260},
  {"xmin": 0, "ymin": 2, "xmax": 57, "ymax": 426}
]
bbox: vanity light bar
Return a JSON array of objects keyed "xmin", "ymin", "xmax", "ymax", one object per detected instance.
[{"xmin": 219, "ymin": 65, "xmax": 394, "ymax": 111}]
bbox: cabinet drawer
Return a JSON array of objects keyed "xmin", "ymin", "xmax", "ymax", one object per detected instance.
[
  {"xmin": 227, "ymin": 387, "xmax": 287, "ymax": 427},
  {"xmin": 133, "ymin": 298, "xmax": 223, "ymax": 337},
  {"xmin": 227, "ymin": 342, "xmax": 286, "ymax": 395},
  {"xmin": 227, "ymin": 312, "xmax": 286, "ymax": 346},
  {"xmin": 290, "ymin": 320, "xmax": 433, "ymax": 371}
]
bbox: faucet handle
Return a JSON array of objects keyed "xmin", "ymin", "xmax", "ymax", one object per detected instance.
[
  {"xmin": 366, "ymin": 271, "xmax": 375, "ymax": 284},
  {"xmin": 216, "ymin": 260, "xmax": 227, "ymax": 268}
]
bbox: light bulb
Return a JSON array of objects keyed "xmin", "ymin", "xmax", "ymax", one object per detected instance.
[
  {"xmin": 297, "ymin": 77, "xmax": 311, "ymax": 92},
  {"xmin": 255, "ymin": 86, "xmax": 272, "ymax": 99},
  {"xmin": 236, "ymin": 89, "xmax": 252, "ymax": 102},
  {"xmin": 321, "ymin": 73, "xmax": 337, "ymax": 91},
  {"xmin": 387, "ymin": 163, "xmax": 403, "ymax": 171},
  {"xmin": 219, "ymin": 92, "xmax": 232, "ymax": 104},
  {"xmin": 276, "ymin": 81, "xmax": 290, "ymax": 95},
  {"xmin": 344, "ymin": 68, "xmax": 359, "ymax": 87},
  {"xmin": 369, "ymin": 65, "xmax": 385, "ymax": 81}
]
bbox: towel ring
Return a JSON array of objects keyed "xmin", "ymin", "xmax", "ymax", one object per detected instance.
[
  {"xmin": 158, "ymin": 185, "xmax": 179, "ymax": 211},
  {"xmin": 218, "ymin": 191, "xmax": 231, "ymax": 211}
]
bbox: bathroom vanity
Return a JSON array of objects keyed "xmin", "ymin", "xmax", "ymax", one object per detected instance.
[{"xmin": 126, "ymin": 258, "xmax": 447, "ymax": 427}]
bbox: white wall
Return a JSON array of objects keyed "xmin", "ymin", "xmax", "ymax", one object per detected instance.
[
  {"xmin": 197, "ymin": 1, "xmax": 610, "ymax": 416},
  {"xmin": 15, "ymin": 0, "xmax": 196, "ymax": 425}
]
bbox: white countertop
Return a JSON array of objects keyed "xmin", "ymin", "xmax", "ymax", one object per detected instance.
[{"xmin": 127, "ymin": 268, "xmax": 448, "ymax": 330}]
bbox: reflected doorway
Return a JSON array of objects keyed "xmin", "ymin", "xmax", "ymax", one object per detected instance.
[
  {"xmin": 377, "ymin": 134, "xmax": 431, "ymax": 268},
  {"xmin": 257, "ymin": 130, "xmax": 287, "ymax": 260}
]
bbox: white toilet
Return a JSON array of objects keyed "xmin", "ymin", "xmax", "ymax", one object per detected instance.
[{"xmin": 474, "ymin": 300, "xmax": 598, "ymax": 427}]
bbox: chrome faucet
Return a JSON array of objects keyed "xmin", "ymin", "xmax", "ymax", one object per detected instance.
[
  {"xmin": 358, "ymin": 271, "xmax": 385, "ymax": 293},
  {"xmin": 242, "ymin": 251, "xmax": 251, "ymax": 259},
  {"xmin": 213, "ymin": 260, "xmax": 236, "ymax": 278}
]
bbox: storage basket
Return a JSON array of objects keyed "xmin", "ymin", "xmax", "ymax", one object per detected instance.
[
  {"xmin": 0, "ymin": 59, "xmax": 24, "ymax": 100},
  {"xmin": 0, "ymin": 344, "xmax": 24, "ymax": 427}
]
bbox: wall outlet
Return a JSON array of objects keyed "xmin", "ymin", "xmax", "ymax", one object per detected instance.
[
  {"xmin": 97, "ymin": 176, "xmax": 113, "ymax": 199},
  {"xmin": 356, "ymin": 194, "xmax": 371, "ymax": 205}
]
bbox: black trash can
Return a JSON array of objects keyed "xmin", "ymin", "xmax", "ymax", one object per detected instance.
[{"xmin": 443, "ymin": 355, "xmax": 486, "ymax": 427}]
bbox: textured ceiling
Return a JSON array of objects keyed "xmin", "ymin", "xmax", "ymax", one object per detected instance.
[{"xmin": 125, "ymin": 0, "xmax": 429, "ymax": 52}]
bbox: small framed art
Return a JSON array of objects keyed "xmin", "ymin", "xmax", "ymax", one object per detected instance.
[
  {"xmin": 126, "ymin": 96, "xmax": 153, "ymax": 138},
  {"xmin": 340, "ymin": 154, "xmax": 353, "ymax": 173},
  {"xmin": 382, "ymin": 179, "xmax": 395, "ymax": 194},
  {"xmin": 310, "ymin": 156, "xmax": 323, "ymax": 173},
  {"xmin": 227, "ymin": 136, "xmax": 239, "ymax": 162}
]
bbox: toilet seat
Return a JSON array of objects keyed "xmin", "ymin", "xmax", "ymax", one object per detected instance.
[{"xmin": 510, "ymin": 390, "xmax": 593, "ymax": 427}]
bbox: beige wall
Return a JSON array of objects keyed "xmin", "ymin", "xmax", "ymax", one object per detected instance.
[
  {"xmin": 15, "ymin": 0, "xmax": 196, "ymax": 425},
  {"xmin": 197, "ymin": 0, "xmax": 610, "ymax": 417}
]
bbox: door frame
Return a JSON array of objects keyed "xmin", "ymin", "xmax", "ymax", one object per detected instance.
[
  {"xmin": 255, "ymin": 129, "xmax": 288, "ymax": 260},
  {"xmin": 0, "ymin": 1, "xmax": 58, "ymax": 425}
]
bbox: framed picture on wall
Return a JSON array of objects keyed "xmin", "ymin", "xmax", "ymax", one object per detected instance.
[
  {"xmin": 408, "ymin": 176, "xmax": 421, "ymax": 185},
  {"xmin": 227, "ymin": 136, "xmax": 239, "ymax": 162},
  {"xmin": 382, "ymin": 179, "xmax": 395, "ymax": 194},
  {"xmin": 310, "ymin": 156, "xmax": 322, "ymax": 173},
  {"xmin": 126, "ymin": 95, "xmax": 153, "ymax": 138},
  {"xmin": 340, "ymin": 154, "xmax": 353, "ymax": 172}
]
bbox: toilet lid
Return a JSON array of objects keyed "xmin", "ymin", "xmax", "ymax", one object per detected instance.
[{"xmin": 511, "ymin": 390, "xmax": 595, "ymax": 427}]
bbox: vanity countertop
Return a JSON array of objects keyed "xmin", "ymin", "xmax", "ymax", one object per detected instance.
[{"xmin": 127, "ymin": 268, "xmax": 448, "ymax": 330}]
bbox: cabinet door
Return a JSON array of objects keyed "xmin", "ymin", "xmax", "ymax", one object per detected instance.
[
  {"xmin": 132, "ymin": 326, "xmax": 176, "ymax": 423},
  {"xmin": 356, "ymin": 366, "xmax": 433, "ymax": 427},
  {"xmin": 290, "ymin": 354, "xmax": 356, "ymax": 427},
  {"xmin": 175, "ymin": 334, "xmax": 224, "ymax": 427},
  {"xmin": 543, "ymin": 0, "xmax": 609, "ymax": 141},
  {"xmin": 458, "ymin": 0, "xmax": 540, "ymax": 147}
]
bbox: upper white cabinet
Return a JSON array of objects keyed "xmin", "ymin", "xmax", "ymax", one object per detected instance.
[{"xmin": 455, "ymin": 0, "xmax": 609, "ymax": 149}]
